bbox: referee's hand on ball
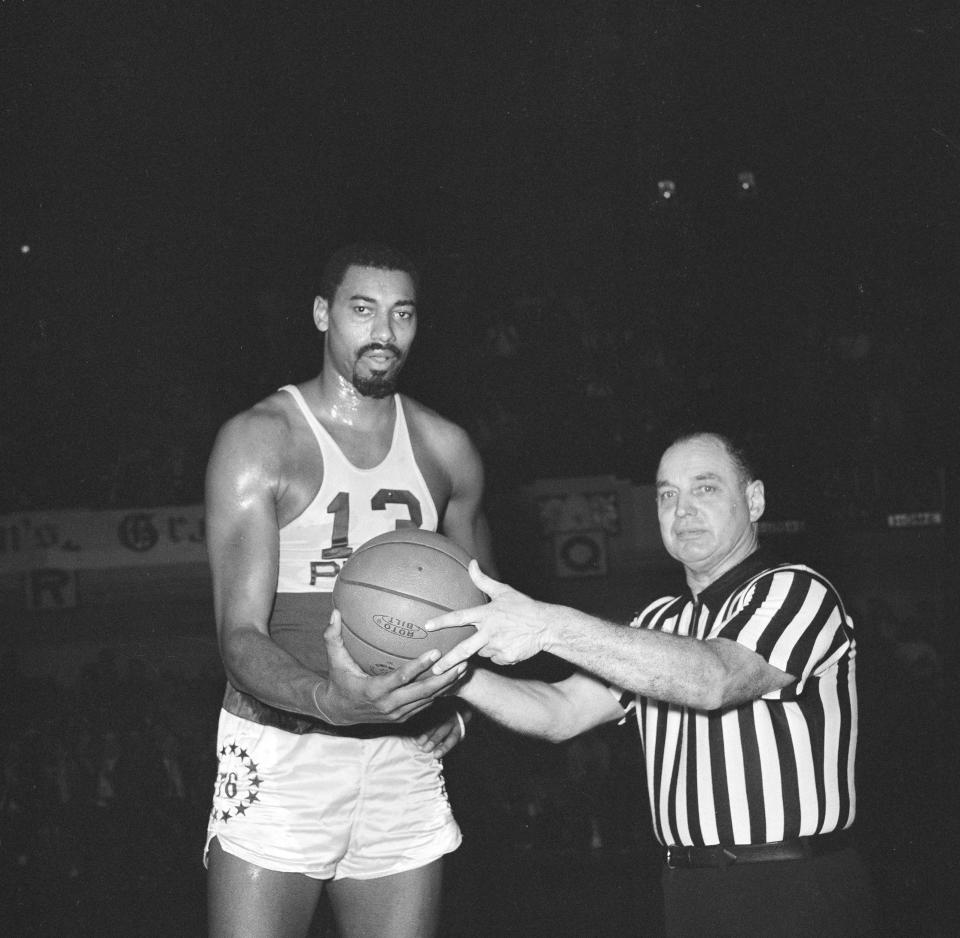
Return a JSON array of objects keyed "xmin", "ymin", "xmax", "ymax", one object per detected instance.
[
  {"xmin": 317, "ymin": 610, "xmax": 467, "ymax": 725},
  {"xmin": 425, "ymin": 561, "xmax": 550, "ymax": 673}
]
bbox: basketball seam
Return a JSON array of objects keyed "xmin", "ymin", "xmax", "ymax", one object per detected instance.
[
  {"xmin": 352, "ymin": 541, "xmax": 470, "ymax": 568},
  {"xmin": 334, "ymin": 577, "xmax": 463, "ymax": 614}
]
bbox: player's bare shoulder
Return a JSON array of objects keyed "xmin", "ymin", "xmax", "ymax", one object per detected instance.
[
  {"xmin": 210, "ymin": 391, "xmax": 290, "ymax": 469},
  {"xmin": 206, "ymin": 388, "xmax": 315, "ymax": 503},
  {"xmin": 402, "ymin": 395, "xmax": 476, "ymax": 458},
  {"xmin": 401, "ymin": 395, "xmax": 483, "ymax": 495}
]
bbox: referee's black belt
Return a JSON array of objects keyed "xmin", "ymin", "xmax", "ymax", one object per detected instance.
[{"xmin": 664, "ymin": 829, "xmax": 852, "ymax": 869}]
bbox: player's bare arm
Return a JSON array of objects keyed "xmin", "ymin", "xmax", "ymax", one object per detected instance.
[
  {"xmin": 436, "ymin": 424, "xmax": 497, "ymax": 576},
  {"xmin": 206, "ymin": 405, "xmax": 462, "ymax": 726},
  {"xmin": 427, "ymin": 564, "xmax": 794, "ymax": 710}
]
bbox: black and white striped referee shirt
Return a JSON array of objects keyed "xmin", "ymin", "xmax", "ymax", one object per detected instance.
[{"xmin": 619, "ymin": 548, "xmax": 858, "ymax": 847}]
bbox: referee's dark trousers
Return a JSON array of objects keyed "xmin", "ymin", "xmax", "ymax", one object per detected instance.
[{"xmin": 662, "ymin": 835, "xmax": 878, "ymax": 937}]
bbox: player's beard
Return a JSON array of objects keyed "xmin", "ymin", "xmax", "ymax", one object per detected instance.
[
  {"xmin": 352, "ymin": 371, "xmax": 400, "ymax": 398},
  {"xmin": 351, "ymin": 344, "xmax": 405, "ymax": 398}
]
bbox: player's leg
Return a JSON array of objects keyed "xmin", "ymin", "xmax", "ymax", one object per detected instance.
[
  {"xmin": 207, "ymin": 837, "xmax": 325, "ymax": 938},
  {"xmin": 326, "ymin": 859, "xmax": 444, "ymax": 938}
]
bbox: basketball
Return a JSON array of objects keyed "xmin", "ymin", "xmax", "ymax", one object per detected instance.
[{"xmin": 332, "ymin": 528, "xmax": 485, "ymax": 675}]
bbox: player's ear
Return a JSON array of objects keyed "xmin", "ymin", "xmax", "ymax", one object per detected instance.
[{"xmin": 313, "ymin": 296, "xmax": 329, "ymax": 333}]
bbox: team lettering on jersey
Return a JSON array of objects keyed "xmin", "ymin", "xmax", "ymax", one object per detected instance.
[{"xmin": 305, "ymin": 487, "xmax": 423, "ymax": 584}]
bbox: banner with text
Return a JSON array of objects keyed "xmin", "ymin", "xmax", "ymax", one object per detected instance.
[{"xmin": 0, "ymin": 506, "xmax": 207, "ymax": 574}]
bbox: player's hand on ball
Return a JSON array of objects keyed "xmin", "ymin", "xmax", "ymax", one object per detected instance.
[
  {"xmin": 426, "ymin": 561, "xmax": 550, "ymax": 672},
  {"xmin": 318, "ymin": 611, "xmax": 467, "ymax": 725}
]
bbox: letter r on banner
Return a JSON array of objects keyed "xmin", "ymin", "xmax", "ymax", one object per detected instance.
[{"xmin": 27, "ymin": 568, "xmax": 77, "ymax": 610}]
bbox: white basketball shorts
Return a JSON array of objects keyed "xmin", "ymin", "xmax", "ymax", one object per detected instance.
[{"xmin": 204, "ymin": 709, "xmax": 461, "ymax": 880}]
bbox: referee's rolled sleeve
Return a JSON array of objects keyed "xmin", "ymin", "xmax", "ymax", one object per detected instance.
[{"xmin": 713, "ymin": 569, "xmax": 852, "ymax": 695}]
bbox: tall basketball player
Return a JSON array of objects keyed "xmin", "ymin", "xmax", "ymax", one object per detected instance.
[{"xmin": 203, "ymin": 243, "xmax": 496, "ymax": 937}]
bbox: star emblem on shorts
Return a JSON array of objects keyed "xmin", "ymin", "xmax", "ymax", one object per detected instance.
[{"xmin": 212, "ymin": 738, "xmax": 263, "ymax": 823}]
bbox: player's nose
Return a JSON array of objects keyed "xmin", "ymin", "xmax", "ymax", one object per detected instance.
[{"xmin": 369, "ymin": 310, "xmax": 395, "ymax": 343}]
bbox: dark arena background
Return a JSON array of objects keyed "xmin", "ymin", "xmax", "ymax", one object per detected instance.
[{"xmin": 2, "ymin": 3, "xmax": 959, "ymax": 935}]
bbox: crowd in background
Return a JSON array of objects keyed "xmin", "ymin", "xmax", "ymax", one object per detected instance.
[{"xmin": 0, "ymin": 648, "xmax": 219, "ymax": 935}]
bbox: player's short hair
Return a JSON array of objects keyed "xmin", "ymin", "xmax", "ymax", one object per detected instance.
[
  {"xmin": 667, "ymin": 430, "xmax": 759, "ymax": 486},
  {"xmin": 318, "ymin": 243, "xmax": 420, "ymax": 301}
]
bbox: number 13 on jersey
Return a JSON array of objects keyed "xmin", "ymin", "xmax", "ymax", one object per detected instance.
[{"xmin": 309, "ymin": 489, "xmax": 423, "ymax": 581}]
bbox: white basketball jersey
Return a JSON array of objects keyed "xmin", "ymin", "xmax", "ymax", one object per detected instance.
[{"xmin": 275, "ymin": 384, "xmax": 440, "ymax": 594}]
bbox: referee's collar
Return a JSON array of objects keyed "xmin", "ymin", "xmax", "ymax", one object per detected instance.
[{"xmin": 689, "ymin": 547, "xmax": 781, "ymax": 609}]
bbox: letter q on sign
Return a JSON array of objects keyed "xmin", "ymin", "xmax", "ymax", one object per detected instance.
[{"xmin": 553, "ymin": 530, "xmax": 608, "ymax": 578}]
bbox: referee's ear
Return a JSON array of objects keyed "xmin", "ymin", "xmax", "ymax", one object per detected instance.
[{"xmin": 747, "ymin": 480, "xmax": 765, "ymax": 523}]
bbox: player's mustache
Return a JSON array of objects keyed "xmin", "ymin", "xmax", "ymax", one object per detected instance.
[{"xmin": 359, "ymin": 343, "xmax": 403, "ymax": 358}]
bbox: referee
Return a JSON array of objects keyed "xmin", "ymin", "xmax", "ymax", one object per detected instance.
[{"xmin": 425, "ymin": 431, "xmax": 878, "ymax": 937}]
